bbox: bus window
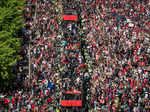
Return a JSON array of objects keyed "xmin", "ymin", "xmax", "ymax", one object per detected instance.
[
  {"xmin": 61, "ymin": 91, "xmax": 82, "ymax": 107},
  {"xmin": 64, "ymin": 10, "xmax": 77, "ymax": 15},
  {"xmin": 62, "ymin": 93, "xmax": 81, "ymax": 100}
]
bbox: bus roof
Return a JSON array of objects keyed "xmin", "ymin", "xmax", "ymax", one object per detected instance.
[
  {"xmin": 64, "ymin": 9, "xmax": 76, "ymax": 11},
  {"xmin": 62, "ymin": 91, "xmax": 81, "ymax": 94}
]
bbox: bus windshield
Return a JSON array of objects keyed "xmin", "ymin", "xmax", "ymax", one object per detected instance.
[
  {"xmin": 64, "ymin": 10, "xmax": 77, "ymax": 15},
  {"xmin": 62, "ymin": 93, "xmax": 81, "ymax": 100}
]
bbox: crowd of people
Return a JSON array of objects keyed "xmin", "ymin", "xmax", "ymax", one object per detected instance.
[
  {"xmin": 0, "ymin": 0, "xmax": 150, "ymax": 112},
  {"xmin": 80, "ymin": 0, "xmax": 150, "ymax": 111},
  {"xmin": 0, "ymin": 0, "xmax": 61, "ymax": 111}
]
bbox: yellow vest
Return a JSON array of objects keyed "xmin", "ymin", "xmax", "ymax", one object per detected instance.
[{"xmin": 56, "ymin": 109, "xmax": 60, "ymax": 112}]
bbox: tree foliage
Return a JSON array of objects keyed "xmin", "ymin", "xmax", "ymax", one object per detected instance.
[{"xmin": 0, "ymin": 0, "xmax": 25, "ymax": 91}]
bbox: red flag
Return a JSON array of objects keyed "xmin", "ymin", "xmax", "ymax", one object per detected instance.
[
  {"xmin": 112, "ymin": 8, "xmax": 116, "ymax": 13},
  {"xmin": 48, "ymin": 97, "xmax": 52, "ymax": 103},
  {"xmin": 105, "ymin": 96, "xmax": 108, "ymax": 102},
  {"xmin": 122, "ymin": 69, "xmax": 125, "ymax": 75},
  {"xmin": 120, "ymin": 82, "xmax": 123, "ymax": 88},
  {"xmin": 77, "ymin": 69, "xmax": 80, "ymax": 73},
  {"xmin": 46, "ymin": 90, "xmax": 50, "ymax": 95},
  {"xmin": 131, "ymin": 79, "xmax": 134, "ymax": 88},
  {"xmin": 96, "ymin": 0, "xmax": 98, "ymax": 5},
  {"xmin": 136, "ymin": 33, "xmax": 138, "ymax": 38},
  {"xmin": 15, "ymin": 93, "xmax": 18, "ymax": 99},
  {"xmin": 125, "ymin": 66, "xmax": 129, "ymax": 71},
  {"xmin": 4, "ymin": 99, "xmax": 8, "ymax": 104},
  {"xmin": 144, "ymin": 69, "xmax": 146, "ymax": 74},
  {"xmin": 20, "ymin": 109, "xmax": 23, "ymax": 112},
  {"xmin": 97, "ymin": 50, "xmax": 101, "ymax": 55},
  {"xmin": 42, "ymin": 105, "xmax": 47, "ymax": 111},
  {"xmin": 24, "ymin": 108, "xmax": 26, "ymax": 112},
  {"xmin": 143, "ymin": 79, "xmax": 147, "ymax": 84},
  {"xmin": 12, "ymin": 98, "xmax": 15, "ymax": 104},
  {"xmin": 32, "ymin": 0, "xmax": 36, "ymax": 4},
  {"xmin": 31, "ymin": 104, "xmax": 35, "ymax": 111},
  {"xmin": 40, "ymin": 91, "xmax": 43, "ymax": 98}
]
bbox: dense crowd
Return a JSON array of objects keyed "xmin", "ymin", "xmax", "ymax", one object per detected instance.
[
  {"xmin": 80, "ymin": 0, "xmax": 150, "ymax": 111},
  {"xmin": 0, "ymin": 0, "xmax": 150, "ymax": 112},
  {"xmin": 0, "ymin": 0, "xmax": 60, "ymax": 111}
]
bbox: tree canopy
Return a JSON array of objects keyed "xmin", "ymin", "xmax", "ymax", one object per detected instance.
[{"xmin": 0, "ymin": 0, "xmax": 25, "ymax": 91}]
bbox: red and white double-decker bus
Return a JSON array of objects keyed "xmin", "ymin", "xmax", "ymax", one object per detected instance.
[
  {"xmin": 61, "ymin": 90, "xmax": 82, "ymax": 107},
  {"xmin": 62, "ymin": 9, "xmax": 78, "ymax": 21}
]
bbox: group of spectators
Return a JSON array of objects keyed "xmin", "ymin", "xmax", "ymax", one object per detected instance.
[
  {"xmin": 0, "ymin": 0, "xmax": 61, "ymax": 111},
  {"xmin": 80, "ymin": 0, "xmax": 150, "ymax": 111},
  {"xmin": 0, "ymin": 0, "xmax": 150, "ymax": 112}
]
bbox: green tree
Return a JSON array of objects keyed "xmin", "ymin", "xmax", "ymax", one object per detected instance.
[{"xmin": 0, "ymin": 0, "xmax": 25, "ymax": 91}]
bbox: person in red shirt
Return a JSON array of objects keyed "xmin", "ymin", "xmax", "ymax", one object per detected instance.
[
  {"xmin": 31, "ymin": 103, "xmax": 35, "ymax": 111},
  {"xmin": 47, "ymin": 97, "xmax": 52, "ymax": 104}
]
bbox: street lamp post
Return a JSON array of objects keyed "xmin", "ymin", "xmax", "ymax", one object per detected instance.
[
  {"xmin": 28, "ymin": 0, "xmax": 37, "ymax": 80},
  {"xmin": 28, "ymin": 35, "xmax": 31, "ymax": 79}
]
